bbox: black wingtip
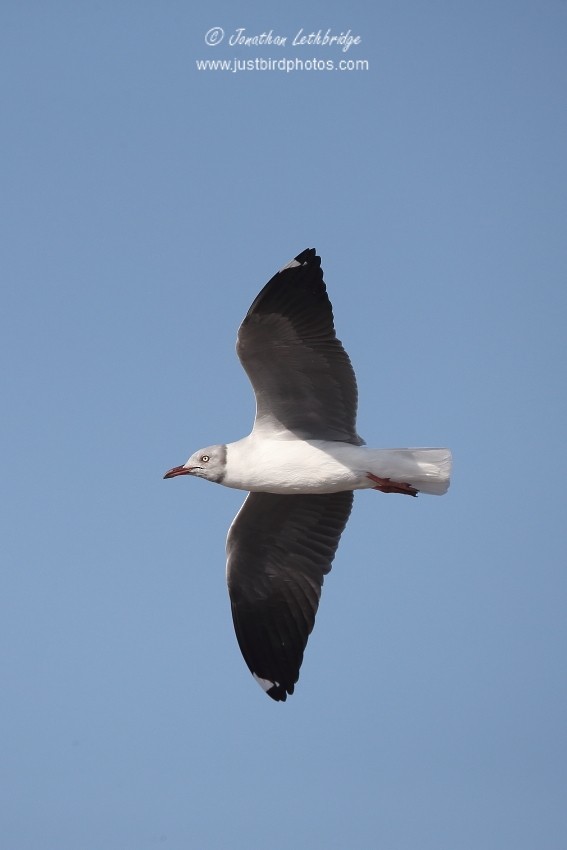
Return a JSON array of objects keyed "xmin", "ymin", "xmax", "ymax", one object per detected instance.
[
  {"xmin": 293, "ymin": 247, "xmax": 318, "ymax": 265},
  {"xmin": 252, "ymin": 671, "xmax": 295, "ymax": 702},
  {"xmin": 267, "ymin": 687, "xmax": 287, "ymax": 702},
  {"xmin": 266, "ymin": 681, "xmax": 294, "ymax": 702}
]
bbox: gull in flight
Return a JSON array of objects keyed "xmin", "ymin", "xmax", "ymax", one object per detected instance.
[{"xmin": 164, "ymin": 249, "xmax": 451, "ymax": 701}]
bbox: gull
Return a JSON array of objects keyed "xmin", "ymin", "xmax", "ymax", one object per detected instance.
[{"xmin": 164, "ymin": 249, "xmax": 451, "ymax": 701}]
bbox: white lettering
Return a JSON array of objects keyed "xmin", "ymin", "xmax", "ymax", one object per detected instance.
[
  {"xmin": 293, "ymin": 28, "xmax": 361, "ymax": 52},
  {"xmin": 228, "ymin": 28, "xmax": 287, "ymax": 47}
]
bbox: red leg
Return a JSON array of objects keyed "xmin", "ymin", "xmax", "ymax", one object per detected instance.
[{"xmin": 367, "ymin": 472, "xmax": 418, "ymax": 497}]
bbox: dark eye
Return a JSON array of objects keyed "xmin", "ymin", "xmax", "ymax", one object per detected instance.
[{"xmin": 201, "ymin": 455, "xmax": 210, "ymax": 463}]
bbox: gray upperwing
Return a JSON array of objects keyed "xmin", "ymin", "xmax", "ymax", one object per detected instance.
[
  {"xmin": 226, "ymin": 490, "xmax": 354, "ymax": 701},
  {"xmin": 236, "ymin": 249, "xmax": 364, "ymax": 444}
]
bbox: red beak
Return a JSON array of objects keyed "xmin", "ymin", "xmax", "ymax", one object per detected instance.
[{"xmin": 163, "ymin": 465, "xmax": 194, "ymax": 479}]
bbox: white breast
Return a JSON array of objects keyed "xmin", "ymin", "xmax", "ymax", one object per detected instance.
[{"xmin": 222, "ymin": 436, "xmax": 367, "ymax": 494}]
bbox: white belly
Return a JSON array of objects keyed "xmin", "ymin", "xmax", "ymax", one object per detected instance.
[{"xmin": 223, "ymin": 437, "xmax": 369, "ymax": 494}]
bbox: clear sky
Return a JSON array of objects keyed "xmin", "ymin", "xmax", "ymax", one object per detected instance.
[{"xmin": 2, "ymin": 2, "xmax": 566, "ymax": 848}]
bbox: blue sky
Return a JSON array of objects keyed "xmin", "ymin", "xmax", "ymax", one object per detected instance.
[{"xmin": 2, "ymin": 2, "xmax": 566, "ymax": 848}]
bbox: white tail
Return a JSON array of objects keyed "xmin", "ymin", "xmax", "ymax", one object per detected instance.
[{"xmin": 367, "ymin": 448, "xmax": 452, "ymax": 495}]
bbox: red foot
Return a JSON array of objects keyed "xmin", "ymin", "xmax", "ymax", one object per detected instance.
[{"xmin": 367, "ymin": 472, "xmax": 418, "ymax": 497}]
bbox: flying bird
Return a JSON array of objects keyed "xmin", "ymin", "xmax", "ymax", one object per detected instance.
[{"xmin": 164, "ymin": 249, "xmax": 451, "ymax": 701}]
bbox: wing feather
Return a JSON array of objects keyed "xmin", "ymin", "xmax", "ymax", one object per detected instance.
[
  {"xmin": 226, "ymin": 490, "xmax": 353, "ymax": 701},
  {"xmin": 236, "ymin": 249, "xmax": 364, "ymax": 444}
]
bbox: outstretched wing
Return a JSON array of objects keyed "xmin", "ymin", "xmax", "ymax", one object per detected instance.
[
  {"xmin": 226, "ymin": 490, "xmax": 353, "ymax": 701},
  {"xmin": 236, "ymin": 248, "xmax": 364, "ymax": 445}
]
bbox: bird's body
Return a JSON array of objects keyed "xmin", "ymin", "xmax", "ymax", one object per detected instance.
[
  {"xmin": 221, "ymin": 436, "xmax": 450, "ymax": 496},
  {"xmin": 165, "ymin": 249, "xmax": 452, "ymax": 701}
]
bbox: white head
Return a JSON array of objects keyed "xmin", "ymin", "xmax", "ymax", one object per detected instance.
[{"xmin": 163, "ymin": 444, "xmax": 227, "ymax": 484}]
